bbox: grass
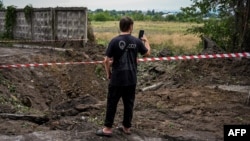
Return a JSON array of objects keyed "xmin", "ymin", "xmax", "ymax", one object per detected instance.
[{"xmin": 91, "ymin": 21, "xmax": 202, "ymax": 55}]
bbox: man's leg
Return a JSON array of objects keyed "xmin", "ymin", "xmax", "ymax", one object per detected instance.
[
  {"xmin": 104, "ymin": 85, "xmax": 122, "ymax": 128},
  {"xmin": 121, "ymin": 85, "xmax": 136, "ymax": 128}
]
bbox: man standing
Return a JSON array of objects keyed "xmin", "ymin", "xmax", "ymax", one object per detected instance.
[{"xmin": 96, "ymin": 16, "xmax": 150, "ymax": 137}]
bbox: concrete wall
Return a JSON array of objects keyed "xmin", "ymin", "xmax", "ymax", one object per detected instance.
[{"xmin": 0, "ymin": 7, "xmax": 88, "ymax": 43}]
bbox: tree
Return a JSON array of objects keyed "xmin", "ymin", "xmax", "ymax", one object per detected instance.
[
  {"xmin": 130, "ymin": 11, "xmax": 145, "ymax": 21},
  {"xmin": 165, "ymin": 15, "xmax": 176, "ymax": 21},
  {"xmin": 181, "ymin": 0, "xmax": 250, "ymax": 52},
  {"xmin": 4, "ymin": 5, "xmax": 17, "ymax": 39},
  {"xmin": 0, "ymin": 0, "xmax": 4, "ymax": 9},
  {"xmin": 95, "ymin": 9, "xmax": 104, "ymax": 13},
  {"xmin": 93, "ymin": 12, "xmax": 113, "ymax": 21}
]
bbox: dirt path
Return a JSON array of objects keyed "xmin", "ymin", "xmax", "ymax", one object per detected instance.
[{"xmin": 0, "ymin": 46, "xmax": 250, "ymax": 141}]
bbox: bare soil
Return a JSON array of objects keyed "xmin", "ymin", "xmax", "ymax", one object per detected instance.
[{"xmin": 0, "ymin": 43, "xmax": 250, "ymax": 141}]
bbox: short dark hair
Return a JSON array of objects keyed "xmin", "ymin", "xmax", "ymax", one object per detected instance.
[{"xmin": 119, "ymin": 16, "xmax": 134, "ymax": 32}]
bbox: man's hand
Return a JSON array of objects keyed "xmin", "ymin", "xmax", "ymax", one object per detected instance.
[
  {"xmin": 103, "ymin": 57, "xmax": 112, "ymax": 80},
  {"xmin": 141, "ymin": 35, "xmax": 151, "ymax": 57}
]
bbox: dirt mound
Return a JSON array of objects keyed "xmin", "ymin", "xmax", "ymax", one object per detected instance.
[{"xmin": 0, "ymin": 44, "xmax": 250, "ymax": 141}]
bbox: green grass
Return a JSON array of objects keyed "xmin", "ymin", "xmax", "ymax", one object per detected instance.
[{"xmin": 91, "ymin": 21, "xmax": 203, "ymax": 55}]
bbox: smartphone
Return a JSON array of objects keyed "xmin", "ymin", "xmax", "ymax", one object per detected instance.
[{"xmin": 138, "ymin": 30, "xmax": 144, "ymax": 39}]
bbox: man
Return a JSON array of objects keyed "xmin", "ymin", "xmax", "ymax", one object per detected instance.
[{"xmin": 96, "ymin": 16, "xmax": 150, "ymax": 137}]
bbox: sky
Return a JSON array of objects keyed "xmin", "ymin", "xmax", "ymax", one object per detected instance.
[{"xmin": 2, "ymin": 0, "xmax": 193, "ymax": 11}]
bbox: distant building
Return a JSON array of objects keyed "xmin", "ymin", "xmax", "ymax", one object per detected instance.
[{"xmin": 162, "ymin": 12, "xmax": 176, "ymax": 18}]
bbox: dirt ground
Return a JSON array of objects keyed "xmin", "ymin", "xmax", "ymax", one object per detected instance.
[{"xmin": 0, "ymin": 42, "xmax": 250, "ymax": 141}]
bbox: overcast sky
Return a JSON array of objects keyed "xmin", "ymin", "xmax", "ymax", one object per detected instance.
[{"xmin": 2, "ymin": 0, "xmax": 193, "ymax": 11}]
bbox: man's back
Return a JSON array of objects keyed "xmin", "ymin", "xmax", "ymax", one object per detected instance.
[{"xmin": 106, "ymin": 34, "xmax": 147, "ymax": 86}]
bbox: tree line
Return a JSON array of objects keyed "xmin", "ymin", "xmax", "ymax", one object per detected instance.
[{"xmin": 88, "ymin": 9, "xmax": 216, "ymax": 22}]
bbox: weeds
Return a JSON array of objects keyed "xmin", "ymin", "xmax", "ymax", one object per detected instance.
[
  {"xmin": 88, "ymin": 109, "xmax": 105, "ymax": 126},
  {"xmin": 0, "ymin": 72, "xmax": 16, "ymax": 93},
  {"xmin": 0, "ymin": 72, "xmax": 36, "ymax": 114},
  {"xmin": 88, "ymin": 116, "xmax": 104, "ymax": 126},
  {"xmin": 95, "ymin": 64, "xmax": 104, "ymax": 78},
  {"xmin": 21, "ymin": 122, "xmax": 30, "ymax": 128}
]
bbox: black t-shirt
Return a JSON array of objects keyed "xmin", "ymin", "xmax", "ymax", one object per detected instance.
[{"xmin": 106, "ymin": 34, "xmax": 148, "ymax": 86}]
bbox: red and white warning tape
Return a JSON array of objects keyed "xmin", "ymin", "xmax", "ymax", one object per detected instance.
[
  {"xmin": 0, "ymin": 52, "xmax": 249, "ymax": 69},
  {"xmin": 138, "ymin": 52, "xmax": 250, "ymax": 62},
  {"xmin": 0, "ymin": 61, "xmax": 104, "ymax": 69}
]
